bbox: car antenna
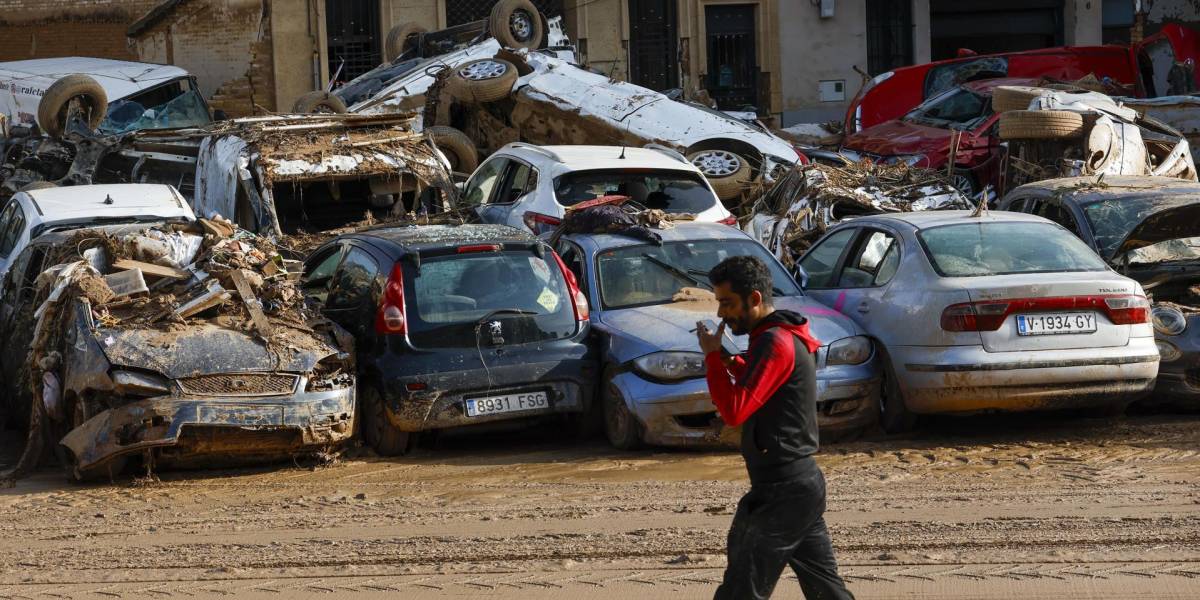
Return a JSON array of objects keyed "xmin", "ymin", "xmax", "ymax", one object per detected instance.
[{"xmin": 619, "ymin": 145, "xmax": 626, "ymax": 160}]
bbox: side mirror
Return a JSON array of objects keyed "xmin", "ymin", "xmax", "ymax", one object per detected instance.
[{"xmin": 793, "ymin": 264, "xmax": 809, "ymax": 290}]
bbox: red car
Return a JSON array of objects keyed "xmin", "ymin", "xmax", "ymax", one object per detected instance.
[
  {"xmin": 840, "ymin": 77, "xmax": 1036, "ymax": 198},
  {"xmin": 845, "ymin": 24, "xmax": 1200, "ymax": 134}
]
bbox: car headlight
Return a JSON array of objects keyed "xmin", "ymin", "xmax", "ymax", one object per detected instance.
[
  {"xmin": 111, "ymin": 369, "xmax": 171, "ymax": 397},
  {"xmin": 1151, "ymin": 305, "xmax": 1187, "ymax": 336},
  {"xmin": 632, "ymin": 352, "xmax": 707, "ymax": 382},
  {"xmin": 1157, "ymin": 339, "xmax": 1183, "ymax": 362},
  {"xmin": 826, "ymin": 336, "xmax": 872, "ymax": 366}
]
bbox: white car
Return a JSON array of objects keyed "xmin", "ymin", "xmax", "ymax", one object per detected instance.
[
  {"xmin": 0, "ymin": 57, "xmax": 212, "ymax": 138},
  {"xmin": 796, "ymin": 210, "xmax": 1159, "ymax": 432},
  {"xmin": 0, "ymin": 184, "xmax": 196, "ymax": 299},
  {"xmin": 461, "ymin": 143, "xmax": 734, "ymax": 233}
]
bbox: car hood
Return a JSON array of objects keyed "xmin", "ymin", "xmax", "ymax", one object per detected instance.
[
  {"xmin": 842, "ymin": 119, "xmax": 953, "ymax": 159},
  {"xmin": 596, "ymin": 296, "xmax": 860, "ymax": 364},
  {"xmin": 1112, "ymin": 201, "xmax": 1200, "ymax": 261},
  {"xmin": 96, "ymin": 323, "xmax": 336, "ymax": 379}
]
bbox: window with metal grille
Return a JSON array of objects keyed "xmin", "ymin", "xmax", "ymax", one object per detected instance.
[
  {"xmin": 327, "ymin": 0, "xmax": 382, "ymax": 85},
  {"xmin": 866, "ymin": 0, "xmax": 913, "ymax": 76},
  {"xmin": 446, "ymin": 0, "xmax": 562, "ymax": 27}
]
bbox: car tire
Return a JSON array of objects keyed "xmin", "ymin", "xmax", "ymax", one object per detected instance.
[
  {"xmin": 426, "ymin": 125, "xmax": 479, "ymax": 173},
  {"xmin": 384, "ymin": 22, "xmax": 426, "ymax": 62},
  {"xmin": 950, "ymin": 170, "xmax": 976, "ymax": 198},
  {"xmin": 292, "ymin": 91, "xmax": 348, "ymax": 114},
  {"xmin": 991, "ymin": 85, "xmax": 1051, "ymax": 113},
  {"xmin": 602, "ymin": 368, "xmax": 642, "ymax": 450},
  {"xmin": 361, "ymin": 385, "xmax": 415, "ymax": 456},
  {"xmin": 879, "ymin": 349, "xmax": 917, "ymax": 434},
  {"xmin": 19, "ymin": 181, "xmax": 58, "ymax": 192},
  {"xmin": 687, "ymin": 149, "xmax": 751, "ymax": 202},
  {"xmin": 37, "ymin": 74, "xmax": 108, "ymax": 138},
  {"xmin": 1081, "ymin": 400, "xmax": 1129, "ymax": 418},
  {"xmin": 998, "ymin": 110, "xmax": 1085, "ymax": 140},
  {"xmin": 447, "ymin": 58, "xmax": 519, "ymax": 105},
  {"xmin": 489, "ymin": 0, "xmax": 544, "ymax": 50}
]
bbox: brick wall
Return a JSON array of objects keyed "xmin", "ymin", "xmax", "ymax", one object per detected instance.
[{"xmin": 0, "ymin": 0, "xmax": 158, "ymax": 61}]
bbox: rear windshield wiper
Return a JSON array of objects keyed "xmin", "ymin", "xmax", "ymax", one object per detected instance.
[
  {"xmin": 642, "ymin": 254, "xmax": 712, "ymax": 289},
  {"xmin": 476, "ymin": 308, "xmax": 538, "ymax": 325}
]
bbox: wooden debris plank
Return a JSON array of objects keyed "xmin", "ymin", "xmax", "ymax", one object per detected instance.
[
  {"xmin": 112, "ymin": 259, "xmax": 190, "ymax": 280},
  {"xmin": 230, "ymin": 269, "xmax": 273, "ymax": 336}
]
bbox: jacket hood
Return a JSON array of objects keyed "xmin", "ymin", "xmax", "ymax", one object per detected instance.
[
  {"xmin": 751, "ymin": 309, "xmax": 821, "ymax": 353},
  {"xmin": 96, "ymin": 323, "xmax": 336, "ymax": 379}
]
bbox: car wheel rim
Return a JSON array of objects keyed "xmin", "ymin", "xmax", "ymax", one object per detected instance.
[
  {"xmin": 510, "ymin": 10, "xmax": 534, "ymax": 41},
  {"xmin": 691, "ymin": 150, "xmax": 741, "ymax": 177},
  {"xmin": 952, "ymin": 173, "xmax": 974, "ymax": 195},
  {"xmin": 460, "ymin": 60, "xmax": 507, "ymax": 81}
]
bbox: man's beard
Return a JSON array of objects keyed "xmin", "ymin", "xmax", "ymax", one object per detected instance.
[{"xmin": 725, "ymin": 315, "xmax": 752, "ymax": 336}]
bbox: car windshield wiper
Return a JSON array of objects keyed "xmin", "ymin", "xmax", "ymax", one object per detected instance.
[
  {"xmin": 684, "ymin": 266, "xmax": 788, "ymax": 296},
  {"xmin": 475, "ymin": 309, "xmax": 539, "ymax": 327},
  {"xmin": 642, "ymin": 254, "xmax": 711, "ymax": 289}
]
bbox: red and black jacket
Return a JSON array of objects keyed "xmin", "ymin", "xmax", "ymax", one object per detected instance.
[{"xmin": 704, "ymin": 310, "xmax": 822, "ymax": 485}]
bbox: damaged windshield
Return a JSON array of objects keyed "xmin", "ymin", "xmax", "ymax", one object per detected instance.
[
  {"xmin": 903, "ymin": 87, "xmax": 990, "ymax": 130},
  {"xmin": 333, "ymin": 57, "xmax": 424, "ymax": 107},
  {"xmin": 99, "ymin": 79, "xmax": 211, "ymax": 134},
  {"xmin": 919, "ymin": 222, "xmax": 1108, "ymax": 277},
  {"xmin": 597, "ymin": 239, "xmax": 800, "ymax": 309},
  {"xmin": 1083, "ymin": 196, "xmax": 1200, "ymax": 263},
  {"xmin": 555, "ymin": 169, "xmax": 718, "ymax": 214}
]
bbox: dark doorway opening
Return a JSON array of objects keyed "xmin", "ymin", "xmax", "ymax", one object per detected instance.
[
  {"xmin": 628, "ymin": 0, "xmax": 679, "ymax": 91},
  {"xmin": 327, "ymin": 0, "xmax": 382, "ymax": 85},
  {"xmin": 930, "ymin": 0, "xmax": 1063, "ymax": 61},
  {"xmin": 704, "ymin": 4, "xmax": 757, "ymax": 111},
  {"xmin": 866, "ymin": 0, "xmax": 913, "ymax": 75}
]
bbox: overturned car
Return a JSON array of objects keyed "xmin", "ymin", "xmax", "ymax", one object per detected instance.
[{"xmin": 0, "ymin": 185, "xmax": 355, "ymax": 480}]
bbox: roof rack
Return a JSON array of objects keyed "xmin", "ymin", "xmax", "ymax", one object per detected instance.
[
  {"xmin": 643, "ymin": 143, "xmax": 690, "ymax": 165},
  {"xmin": 506, "ymin": 142, "xmax": 563, "ymax": 163}
]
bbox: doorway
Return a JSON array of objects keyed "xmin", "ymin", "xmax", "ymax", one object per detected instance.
[
  {"xmin": 326, "ymin": 0, "xmax": 381, "ymax": 86},
  {"xmin": 704, "ymin": 4, "xmax": 757, "ymax": 111},
  {"xmin": 628, "ymin": 0, "xmax": 679, "ymax": 91},
  {"xmin": 930, "ymin": 0, "xmax": 1063, "ymax": 60}
]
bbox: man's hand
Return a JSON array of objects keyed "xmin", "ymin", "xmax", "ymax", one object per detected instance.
[{"xmin": 696, "ymin": 320, "xmax": 726, "ymax": 355}]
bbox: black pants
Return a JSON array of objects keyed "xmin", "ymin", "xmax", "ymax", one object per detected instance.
[{"xmin": 714, "ymin": 464, "xmax": 854, "ymax": 600}]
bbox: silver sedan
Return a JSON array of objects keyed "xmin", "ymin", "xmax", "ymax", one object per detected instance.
[{"xmin": 796, "ymin": 210, "xmax": 1160, "ymax": 432}]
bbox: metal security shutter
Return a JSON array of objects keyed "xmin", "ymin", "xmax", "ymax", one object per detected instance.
[
  {"xmin": 867, "ymin": 0, "xmax": 914, "ymax": 75},
  {"xmin": 446, "ymin": 0, "xmax": 563, "ymax": 27},
  {"xmin": 930, "ymin": 0, "xmax": 1063, "ymax": 61}
]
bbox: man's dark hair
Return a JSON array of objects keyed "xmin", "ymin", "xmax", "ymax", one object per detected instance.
[{"xmin": 709, "ymin": 255, "xmax": 773, "ymax": 305}]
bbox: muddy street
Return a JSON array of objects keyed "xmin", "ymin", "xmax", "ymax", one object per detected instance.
[{"xmin": 0, "ymin": 412, "xmax": 1197, "ymax": 599}]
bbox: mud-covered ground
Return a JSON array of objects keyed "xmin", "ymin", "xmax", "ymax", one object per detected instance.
[{"xmin": 1, "ymin": 412, "xmax": 1199, "ymax": 599}]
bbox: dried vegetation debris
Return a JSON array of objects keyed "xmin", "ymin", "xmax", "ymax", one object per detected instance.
[{"xmin": 741, "ymin": 161, "xmax": 970, "ymax": 264}]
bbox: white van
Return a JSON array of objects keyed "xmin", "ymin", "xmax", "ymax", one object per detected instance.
[{"xmin": 0, "ymin": 57, "xmax": 212, "ymax": 138}]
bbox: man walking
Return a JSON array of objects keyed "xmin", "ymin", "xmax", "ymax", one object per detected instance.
[{"xmin": 696, "ymin": 255, "xmax": 854, "ymax": 600}]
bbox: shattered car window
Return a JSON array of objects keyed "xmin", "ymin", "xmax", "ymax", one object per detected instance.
[
  {"xmin": 555, "ymin": 170, "xmax": 718, "ymax": 214},
  {"xmin": 919, "ymin": 222, "xmax": 1108, "ymax": 277},
  {"xmin": 1083, "ymin": 196, "xmax": 1200, "ymax": 263},
  {"xmin": 333, "ymin": 58, "xmax": 424, "ymax": 107},
  {"xmin": 904, "ymin": 87, "xmax": 990, "ymax": 130},
  {"xmin": 405, "ymin": 251, "xmax": 576, "ymax": 348},
  {"xmin": 100, "ymin": 89, "xmax": 211, "ymax": 135},
  {"xmin": 597, "ymin": 239, "xmax": 800, "ymax": 309},
  {"xmin": 923, "ymin": 58, "xmax": 1008, "ymax": 98}
]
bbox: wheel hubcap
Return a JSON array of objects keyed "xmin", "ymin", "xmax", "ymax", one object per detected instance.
[
  {"xmin": 691, "ymin": 150, "xmax": 741, "ymax": 177},
  {"xmin": 460, "ymin": 60, "xmax": 507, "ymax": 81},
  {"xmin": 952, "ymin": 174, "xmax": 973, "ymax": 195},
  {"xmin": 510, "ymin": 11, "xmax": 533, "ymax": 41}
]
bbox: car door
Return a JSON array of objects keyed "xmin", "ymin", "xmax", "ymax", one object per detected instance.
[
  {"xmin": 464, "ymin": 156, "xmax": 509, "ymax": 224},
  {"xmin": 478, "ymin": 158, "xmax": 539, "ymax": 231},
  {"xmin": 300, "ymin": 243, "xmax": 346, "ymax": 306},
  {"xmin": 795, "ymin": 226, "xmax": 860, "ymax": 309},
  {"xmin": 323, "ymin": 244, "xmax": 383, "ymax": 344},
  {"xmin": 819, "ymin": 227, "xmax": 903, "ymax": 332}
]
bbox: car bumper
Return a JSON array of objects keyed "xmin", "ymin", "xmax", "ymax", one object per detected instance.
[
  {"xmin": 891, "ymin": 339, "xmax": 1159, "ymax": 414},
  {"xmin": 613, "ymin": 363, "xmax": 880, "ymax": 447},
  {"xmin": 1147, "ymin": 330, "xmax": 1200, "ymax": 407},
  {"xmin": 60, "ymin": 387, "xmax": 356, "ymax": 471}
]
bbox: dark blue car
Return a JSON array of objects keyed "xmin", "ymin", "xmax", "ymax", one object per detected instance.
[{"xmin": 302, "ymin": 224, "xmax": 595, "ymax": 454}]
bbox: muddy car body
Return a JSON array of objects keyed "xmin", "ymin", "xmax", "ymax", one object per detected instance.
[
  {"xmin": 303, "ymin": 224, "xmax": 593, "ymax": 455},
  {"xmin": 553, "ymin": 222, "xmax": 878, "ymax": 448},
  {"xmin": 999, "ymin": 176, "xmax": 1200, "ymax": 407},
  {"xmin": 845, "ymin": 23, "xmax": 1200, "ymax": 134},
  {"xmin": 797, "ymin": 210, "xmax": 1158, "ymax": 432}
]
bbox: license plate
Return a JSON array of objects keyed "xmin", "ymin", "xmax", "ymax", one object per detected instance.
[
  {"xmin": 465, "ymin": 391, "xmax": 549, "ymax": 417},
  {"xmin": 1016, "ymin": 312, "xmax": 1097, "ymax": 336}
]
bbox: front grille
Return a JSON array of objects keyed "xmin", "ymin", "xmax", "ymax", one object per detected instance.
[{"xmin": 178, "ymin": 373, "xmax": 298, "ymax": 397}]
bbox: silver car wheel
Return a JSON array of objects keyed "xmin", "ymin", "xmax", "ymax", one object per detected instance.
[
  {"xmin": 459, "ymin": 60, "xmax": 508, "ymax": 81},
  {"xmin": 691, "ymin": 150, "xmax": 742, "ymax": 177},
  {"xmin": 510, "ymin": 10, "xmax": 534, "ymax": 41}
]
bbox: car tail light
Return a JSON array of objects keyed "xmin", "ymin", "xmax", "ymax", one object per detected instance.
[
  {"xmin": 374, "ymin": 262, "xmax": 407, "ymax": 335},
  {"xmin": 549, "ymin": 250, "xmax": 588, "ymax": 322},
  {"xmin": 940, "ymin": 295, "xmax": 1150, "ymax": 331},
  {"xmin": 522, "ymin": 211, "xmax": 562, "ymax": 234},
  {"xmin": 717, "ymin": 215, "xmax": 738, "ymax": 226}
]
